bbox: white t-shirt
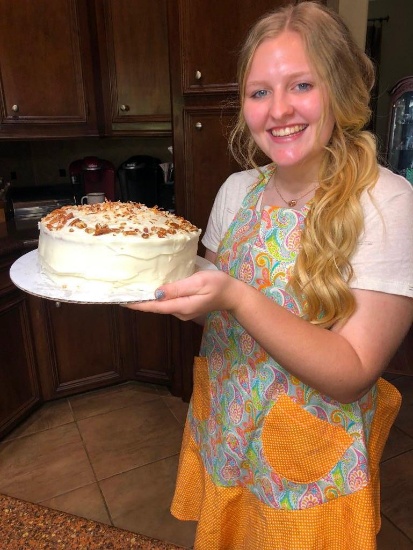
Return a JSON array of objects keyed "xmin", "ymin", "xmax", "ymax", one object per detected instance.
[{"xmin": 202, "ymin": 165, "xmax": 413, "ymax": 298}]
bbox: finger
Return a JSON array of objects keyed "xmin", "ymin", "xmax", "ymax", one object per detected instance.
[
  {"xmin": 154, "ymin": 271, "xmax": 213, "ymax": 301},
  {"xmin": 122, "ymin": 289, "xmax": 192, "ymax": 311},
  {"xmin": 121, "ymin": 272, "xmax": 206, "ymax": 310}
]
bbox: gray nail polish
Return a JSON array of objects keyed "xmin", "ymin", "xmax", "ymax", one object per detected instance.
[{"xmin": 155, "ymin": 289, "xmax": 166, "ymax": 300}]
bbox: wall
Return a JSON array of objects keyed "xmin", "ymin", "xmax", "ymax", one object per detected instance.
[{"xmin": 327, "ymin": 0, "xmax": 369, "ymax": 49}]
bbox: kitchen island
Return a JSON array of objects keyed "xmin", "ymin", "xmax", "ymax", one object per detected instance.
[{"xmin": 0, "ymin": 493, "xmax": 185, "ymax": 549}]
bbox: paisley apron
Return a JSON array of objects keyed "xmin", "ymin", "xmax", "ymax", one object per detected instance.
[{"xmin": 171, "ymin": 167, "xmax": 401, "ymax": 550}]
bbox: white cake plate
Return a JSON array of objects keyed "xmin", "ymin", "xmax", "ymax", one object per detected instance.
[{"xmin": 9, "ymin": 249, "xmax": 217, "ymax": 304}]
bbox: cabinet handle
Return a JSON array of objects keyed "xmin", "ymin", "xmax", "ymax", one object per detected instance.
[
  {"xmin": 195, "ymin": 122, "xmax": 203, "ymax": 130},
  {"xmin": 55, "ymin": 301, "xmax": 61, "ymax": 308},
  {"xmin": 11, "ymin": 104, "xmax": 19, "ymax": 113},
  {"xmin": 195, "ymin": 70, "xmax": 202, "ymax": 80},
  {"xmin": 120, "ymin": 104, "xmax": 130, "ymax": 112}
]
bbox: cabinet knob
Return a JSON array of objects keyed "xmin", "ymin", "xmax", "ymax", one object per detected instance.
[
  {"xmin": 195, "ymin": 122, "xmax": 203, "ymax": 130},
  {"xmin": 55, "ymin": 301, "xmax": 61, "ymax": 308},
  {"xmin": 195, "ymin": 70, "xmax": 202, "ymax": 80},
  {"xmin": 11, "ymin": 104, "xmax": 19, "ymax": 113},
  {"xmin": 120, "ymin": 104, "xmax": 130, "ymax": 112}
]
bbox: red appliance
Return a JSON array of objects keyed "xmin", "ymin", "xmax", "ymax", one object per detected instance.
[{"xmin": 69, "ymin": 156, "xmax": 116, "ymax": 203}]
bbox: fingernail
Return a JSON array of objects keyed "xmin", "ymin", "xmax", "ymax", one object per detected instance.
[{"xmin": 155, "ymin": 289, "xmax": 166, "ymax": 300}]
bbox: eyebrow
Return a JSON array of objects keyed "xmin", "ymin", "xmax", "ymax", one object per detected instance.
[{"xmin": 246, "ymin": 71, "xmax": 314, "ymax": 86}]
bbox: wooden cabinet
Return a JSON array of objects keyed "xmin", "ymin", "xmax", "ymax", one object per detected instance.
[
  {"xmin": 177, "ymin": 0, "xmax": 294, "ymax": 95},
  {"xmin": 119, "ymin": 309, "xmax": 176, "ymax": 386},
  {"xmin": 27, "ymin": 296, "xmax": 178, "ymax": 401},
  {"xmin": 0, "ymin": 250, "xmax": 40, "ymax": 439},
  {"xmin": 28, "ymin": 298, "xmax": 126, "ymax": 399},
  {"xmin": 178, "ymin": 107, "xmax": 240, "ymax": 243},
  {"xmin": 0, "ymin": 0, "xmax": 171, "ymax": 139},
  {"xmin": 95, "ymin": 0, "xmax": 171, "ymax": 136},
  {"xmin": 0, "ymin": 0, "xmax": 99, "ymax": 139}
]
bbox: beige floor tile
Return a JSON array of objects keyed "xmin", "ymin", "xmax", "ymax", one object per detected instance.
[
  {"xmin": 0, "ymin": 423, "xmax": 95, "ymax": 503},
  {"xmin": 40, "ymin": 483, "xmax": 112, "ymax": 526},
  {"xmin": 377, "ymin": 516, "xmax": 413, "ymax": 549},
  {"xmin": 380, "ymin": 449, "xmax": 413, "ymax": 541},
  {"xmin": 4, "ymin": 399, "xmax": 74, "ymax": 441},
  {"xmin": 69, "ymin": 381, "xmax": 160, "ymax": 420},
  {"xmin": 77, "ymin": 399, "xmax": 184, "ymax": 480},
  {"xmin": 162, "ymin": 395, "xmax": 190, "ymax": 426},
  {"xmin": 100, "ymin": 455, "xmax": 196, "ymax": 549}
]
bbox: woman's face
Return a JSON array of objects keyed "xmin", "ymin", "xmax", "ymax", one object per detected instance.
[{"xmin": 243, "ymin": 31, "xmax": 335, "ymax": 177}]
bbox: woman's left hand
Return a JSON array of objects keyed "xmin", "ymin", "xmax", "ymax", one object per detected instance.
[{"xmin": 123, "ymin": 270, "xmax": 241, "ymax": 320}]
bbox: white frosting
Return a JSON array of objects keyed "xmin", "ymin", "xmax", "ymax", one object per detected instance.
[{"xmin": 38, "ymin": 202, "xmax": 201, "ymax": 291}]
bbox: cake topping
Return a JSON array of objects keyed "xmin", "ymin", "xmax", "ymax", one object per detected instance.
[{"xmin": 41, "ymin": 202, "xmax": 200, "ymax": 239}]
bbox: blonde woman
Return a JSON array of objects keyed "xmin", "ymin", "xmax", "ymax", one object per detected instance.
[{"xmin": 127, "ymin": 2, "xmax": 413, "ymax": 548}]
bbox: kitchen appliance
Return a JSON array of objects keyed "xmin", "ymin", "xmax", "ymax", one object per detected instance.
[
  {"xmin": 117, "ymin": 155, "xmax": 173, "ymax": 210},
  {"xmin": 6, "ymin": 185, "xmax": 75, "ymax": 229},
  {"xmin": 69, "ymin": 156, "xmax": 116, "ymax": 204}
]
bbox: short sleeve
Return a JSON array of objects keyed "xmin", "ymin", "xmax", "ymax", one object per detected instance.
[{"xmin": 349, "ymin": 167, "xmax": 413, "ymax": 298}]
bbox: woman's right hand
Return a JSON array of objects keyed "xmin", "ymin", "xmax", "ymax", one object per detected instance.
[{"xmin": 124, "ymin": 269, "xmax": 242, "ymax": 321}]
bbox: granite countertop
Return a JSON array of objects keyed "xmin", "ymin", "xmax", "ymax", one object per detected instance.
[{"xmin": 0, "ymin": 494, "xmax": 187, "ymax": 550}]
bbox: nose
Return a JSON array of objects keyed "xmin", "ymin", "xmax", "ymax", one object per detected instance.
[{"xmin": 269, "ymin": 92, "xmax": 294, "ymax": 120}]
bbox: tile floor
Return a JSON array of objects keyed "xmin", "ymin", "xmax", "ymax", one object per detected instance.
[{"xmin": 0, "ymin": 375, "xmax": 412, "ymax": 549}]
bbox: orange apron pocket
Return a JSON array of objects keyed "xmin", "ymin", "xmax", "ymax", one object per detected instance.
[
  {"xmin": 191, "ymin": 356, "xmax": 211, "ymax": 421},
  {"xmin": 262, "ymin": 394, "xmax": 353, "ymax": 483}
]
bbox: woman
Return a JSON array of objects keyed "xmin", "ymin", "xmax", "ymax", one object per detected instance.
[{"xmin": 127, "ymin": 2, "xmax": 413, "ymax": 548}]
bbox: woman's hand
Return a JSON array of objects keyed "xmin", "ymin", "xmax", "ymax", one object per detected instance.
[{"xmin": 124, "ymin": 270, "xmax": 242, "ymax": 321}]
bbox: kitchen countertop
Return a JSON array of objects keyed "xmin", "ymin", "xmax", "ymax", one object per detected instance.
[
  {"xmin": 0, "ymin": 219, "xmax": 39, "ymax": 257},
  {"xmin": 0, "ymin": 493, "xmax": 187, "ymax": 550}
]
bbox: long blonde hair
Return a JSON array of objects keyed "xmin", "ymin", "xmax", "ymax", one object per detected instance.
[{"xmin": 229, "ymin": 1, "xmax": 379, "ymax": 328}]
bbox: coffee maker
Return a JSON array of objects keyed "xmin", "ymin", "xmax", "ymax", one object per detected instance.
[
  {"xmin": 69, "ymin": 156, "xmax": 116, "ymax": 204},
  {"xmin": 117, "ymin": 155, "xmax": 172, "ymax": 209}
]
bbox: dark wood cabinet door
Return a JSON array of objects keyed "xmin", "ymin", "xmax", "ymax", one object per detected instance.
[
  {"xmin": 0, "ymin": 0, "xmax": 98, "ymax": 138},
  {"xmin": 119, "ymin": 309, "xmax": 173, "ymax": 386},
  {"xmin": 0, "ymin": 295, "xmax": 40, "ymax": 438},
  {"xmin": 0, "ymin": 251, "xmax": 40, "ymax": 439},
  {"xmin": 96, "ymin": 0, "xmax": 171, "ymax": 136},
  {"xmin": 176, "ymin": 106, "xmax": 241, "ymax": 243},
  {"xmin": 30, "ymin": 299, "xmax": 125, "ymax": 399},
  {"xmin": 175, "ymin": 0, "xmax": 295, "ymax": 95}
]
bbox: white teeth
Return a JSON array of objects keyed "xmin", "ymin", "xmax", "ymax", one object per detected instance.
[{"xmin": 271, "ymin": 125, "xmax": 306, "ymax": 137}]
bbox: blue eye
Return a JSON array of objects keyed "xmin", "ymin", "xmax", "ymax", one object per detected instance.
[
  {"xmin": 296, "ymin": 82, "xmax": 312, "ymax": 92},
  {"xmin": 251, "ymin": 89, "xmax": 268, "ymax": 99}
]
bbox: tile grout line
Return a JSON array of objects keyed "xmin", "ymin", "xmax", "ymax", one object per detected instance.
[
  {"xmin": 66, "ymin": 389, "xmax": 185, "ymax": 530},
  {"xmin": 67, "ymin": 398, "xmax": 116, "ymax": 527}
]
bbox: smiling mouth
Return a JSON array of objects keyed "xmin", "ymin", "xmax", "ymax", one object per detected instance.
[{"xmin": 271, "ymin": 124, "xmax": 307, "ymax": 137}]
